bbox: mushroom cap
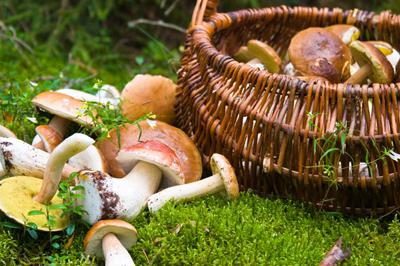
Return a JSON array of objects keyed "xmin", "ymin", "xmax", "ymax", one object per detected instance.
[
  {"xmin": 117, "ymin": 140, "xmax": 182, "ymax": 186},
  {"xmin": 325, "ymin": 24, "xmax": 360, "ymax": 45},
  {"xmin": 395, "ymin": 60, "xmax": 400, "ymax": 83},
  {"xmin": 35, "ymin": 125, "xmax": 63, "ymax": 152},
  {"xmin": 0, "ymin": 176, "xmax": 67, "ymax": 231},
  {"xmin": 349, "ymin": 41, "xmax": 394, "ymax": 83},
  {"xmin": 97, "ymin": 120, "xmax": 202, "ymax": 184},
  {"xmin": 233, "ymin": 46, "xmax": 255, "ymax": 62},
  {"xmin": 288, "ymin": 27, "xmax": 352, "ymax": 83},
  {"xmin": 210, "ymin": 154, "xmax": 239, "ymax": 199},
  {"xmin": 68, "ymin": 145, "xmax": 107, "ymax": 172},
  {"xmin": 247, "ymin": 40, "xmax": 281, "ymax": 73},
  {"xmin": 32, "ymin": 91, "xmax": 93, "ymax": 126},
  {"xmin": 84, "ymin": 219, "xmax": 137, "ymax": 259},
  {"xmin": 367, "ymin": 41, "xmax": 393, "ymax": 56},
  {"xmin": 121, "ymin": 74, "xmax": 176, "ymax": 124}
]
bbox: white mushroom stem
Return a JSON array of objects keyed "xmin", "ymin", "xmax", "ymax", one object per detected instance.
[
  {"xmin": 0, "ymin": 125, "xmax": 17, "ymax": 138},
  {"xmin": 34, "ymin": 133, "xmax": 94, "ymax": 204},
  {"xmin": 78, "ymin": 160, "xmax": 162, "ymax": 224},
  {"xmin": 102, "ymin": 233, "xmax": 135, "ymax": 266},
  {"xmin": 148, "ymin": 174, "xmax": 223, "ymax": 213},
  {"xmin": 0, "ymin": 137, "xmax": 77, "ymax": 179}
]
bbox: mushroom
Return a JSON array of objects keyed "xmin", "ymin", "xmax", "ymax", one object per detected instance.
[
  {"xmin": 147, "ymin": 153, "xmax": 239, "ymax": 213},
  {"xmin": 33, "ymin": 116, "xmax": 71, "ymax": 150},
  {"xmin": 345, "ymin": 41, "xmax": 394, "ymax": 84},
  {"xmin": 35, "ymin": 125, "xmax": 63, "ymax": 152},
  {"xmin": 35, "ymin": 124, "xmax": 107, "ymax": 172},
  {"xmin": 78, "ymin": 128, "xmax": 202, "ymax": 224},
  {"xmin": 32, "ymin": 91, "xmax": 93, "ymax": 139},
  {"xmin": 121, "ymin": 75, "xmax": 176, "ymax": 124},
  {"xmin": 84, "ymin": 219, "xmax": 137, "ymax": 266},
  {"xmin": 68, "ymin": 145, "xmax": 107, "ymax": 172},
  {"xmin": 0, "ymin": 137, "xmax": 77, "ymax": 179},
  {"xmin": 96, "ymin": 84, "xmax": 121, "ymax": 107},
  {"xmin": 367, "ymin": 41, "xmax": 393, "ymax": 56},
  {"xmin": 233, "ymin": 46, "xmax": 255, "ymax": 62},
  {"xmin": 247, "ymin": 40, "xmax": 281, "ymax": 73},
  {"xmin": 325, "ymin": 24, "xmax": 360, "ymax": 45},
  {"xmin": 96, "ymin": 120, "xmax": 202, "ymax": 185},
  {"xmin": 0, "ymin": 125, "xmax": 17, "ymax": 138},
  {"xmin": 288, "ymin": 27, "xmax": 352, "ymax": 83},
  {"xmin": 366, "ymin": 41, "xmax": 400, "ymax": 71},
  {"xmin": 0, "ymin": 133, "xmax": 94, "ymax": 231}
]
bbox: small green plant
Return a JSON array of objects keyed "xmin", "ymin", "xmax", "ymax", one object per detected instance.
[
  {"xmin": 306, "ymin": 111, "xmax": 400, "ymax": 207},
  {"xmin": 78, "ymin": 83, "xmax": 156, "ymax": 144},
  {"xmin": 24, "ymin": 172, "xmax": 87, "ymax": 250}
]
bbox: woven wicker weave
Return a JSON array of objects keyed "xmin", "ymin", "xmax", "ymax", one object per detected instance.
[{"xmin": 176, "ymin": 0, "xmax": 400, "ymax": 215}]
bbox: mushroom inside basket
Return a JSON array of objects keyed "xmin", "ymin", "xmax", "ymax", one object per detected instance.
[{"xmin": 176, "ymin": 0, "xmax": 400, "ymax": 215}]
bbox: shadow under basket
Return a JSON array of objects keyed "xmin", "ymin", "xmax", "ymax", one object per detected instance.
[{"xmin": 175, "ymin": 0, "xmax": 400, "ymax": 215}]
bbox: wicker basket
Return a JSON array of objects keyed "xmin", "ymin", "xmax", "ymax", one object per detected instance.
[{"xmin": 176, "ymin": 0, "xmax": 400, "ymax": 215}]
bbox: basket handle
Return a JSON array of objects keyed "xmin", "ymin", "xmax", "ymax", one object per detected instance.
[{"xmin": 191, "ymin": 0, "xmax": 218, "ymax": 26}]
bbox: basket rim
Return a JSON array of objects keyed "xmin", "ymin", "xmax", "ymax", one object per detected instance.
[{"xmin": 188, "ymin": 5, "xmax": 400, "ymax": 96}]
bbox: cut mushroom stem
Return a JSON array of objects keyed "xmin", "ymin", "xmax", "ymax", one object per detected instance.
[
  {"xmin": 33, "ymin": 133, "xmax": 95, "ymax": 204},
  {"xmin": 147, "ymin": 153, "xmax": 239, "ymax": 213}
]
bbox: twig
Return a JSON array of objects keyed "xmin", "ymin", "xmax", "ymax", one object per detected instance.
[
  {"xmin": 128, "ymin": 18, "xmax": 185, "ymax": 33},
  {"xmin": 320, "ymin": 237, "xmax": 351, "ymax": 266},
  {"xmin": 164, "ymin": 0, "xmax": 181, "ymax": 16}
]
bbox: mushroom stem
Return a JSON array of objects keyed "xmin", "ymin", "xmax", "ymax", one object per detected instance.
[
  {"xmin": 102, "ymin": 233, "xmax": 135, "ymax": 266},
  {"xmin": 0, "ymin": 137, "xmax": 77, "ymax": 179},
  {"xmin": 34, "ymin": 133, "xmax": 94, "ymax": 204},
  {"xmin": 78, "ymin": 160, "xmax": 162, "ymax": 224},
  {"xmin": 345, "ymin": 64, "xmax": 371, "ymax": 84},
  {"xmin": 148, "ymin": 173, "xmax": 223, "ymax": 213}
]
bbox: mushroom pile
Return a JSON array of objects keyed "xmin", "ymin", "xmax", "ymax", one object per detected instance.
[
  {"xmin": 233, "ymin": 24, "xmax": 400, "ymax": 85},
  {"xmin": 0, "ymin": 73, "xmax": 241, "ymax": 264}
]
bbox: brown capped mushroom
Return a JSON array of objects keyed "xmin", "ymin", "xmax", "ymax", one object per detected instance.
[
  {"xmin": 288, "ymin": 27, "xmax": 352, "ymax": 83},
  {"xmin": 97, "ymin": 120, "xmax": 202, "ymax": 185},
  {"xmin": 121, "ymin": 74, "xmax": 176, "ymax": 124},
  {"xmin": 84, "ymin": 219, "xmax": 137, "ymax": 266},
  {"xmin": 147, "ymin": 153, "xmax": 239, "ymax": 213},
  {"xmin": 247, "ymin": 40, "xmax": 281, "ymax": 73},
  {"xmin": 35, "ymin": 125, "xmax": 63, "ymax": 152},
  {"xmin": 346, "ymin": 41, "xmax": 394, "ymax": 84},
  {"xmin": 233, "ymin": 46, "xmax": 255, "ymax": 62},
  {"xmin": 32, "ymin": 91, "xmax": 94, "ymax": 127},
  {"xmin": 325, "ymin": 24, "xmax": 360, "ymax": 45},
  {"xmin": 367, "ymin": 41, "xmax": 394, "ymax": 56}
]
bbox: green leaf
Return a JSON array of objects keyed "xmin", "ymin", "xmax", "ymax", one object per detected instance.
[
  {"xmin": 48, "ymin": 204, "xmax": 67, "ymax": 210},
  {"xmin": 51, "ymin": 242, "xmax": 60, "ymax": 249},
  {"xmin": 28, "ymin": 210, "xmax": 45, "ymax": 216},
  {"xmin": 27, "ymin": 229, "xmax": 38, "ymax": 240},
  {"xmin": 320, "ymin": 148, "xmax": 340, "ymax": 162},
  {"xmin": 66, "ymin": 223, "xmax": 75, "ymax": 236},
  {"xmin": 1, "ymin": 221, "xmax": 22, "ymax": 229}
]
